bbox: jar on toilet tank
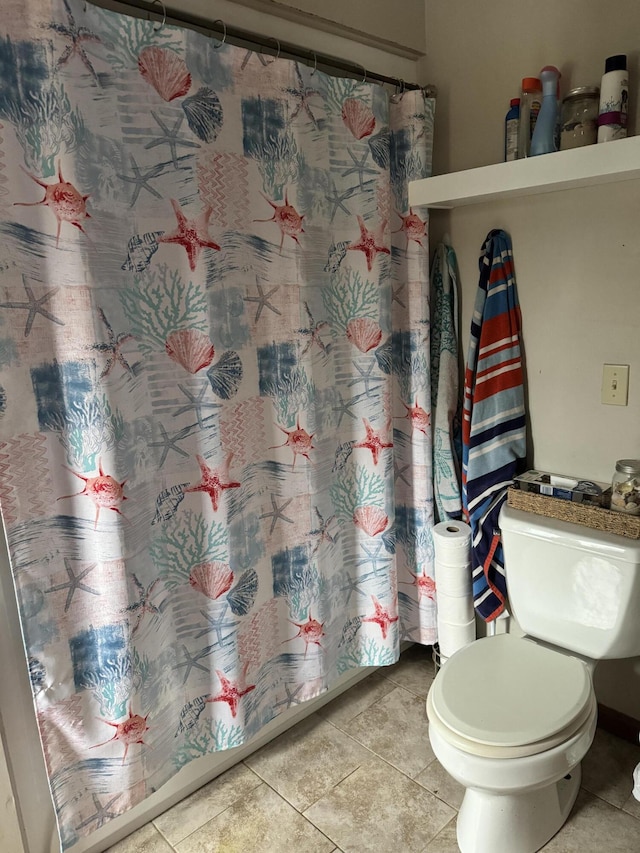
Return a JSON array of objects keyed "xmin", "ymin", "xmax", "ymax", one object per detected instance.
[{"xmin": 610, "ymin": 459, "xmax": 640, "ymax": 515}]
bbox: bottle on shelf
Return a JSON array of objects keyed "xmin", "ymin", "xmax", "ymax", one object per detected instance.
[
  {"xmin": 530, "ymin": 66, "xmax": 561, "ymax": 156},
  {"xmin": 517, "ymin": 77, "xmax": 542, "ymax": 158},
  {"xmin": 598, "ymin": 54, "xmax": 628, "ymax": 142},
  {"xmin": 553, "ymin": 78, "xmax": 562, "ymax": 151},
  {"xmin": 504, "ymin": 98, "xmax": 520, "ymax": 161}
]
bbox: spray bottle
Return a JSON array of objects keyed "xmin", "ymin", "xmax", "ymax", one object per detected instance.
[{"xmin": 530, "ymin": 66, "xmax": 562, "ymax": 156}]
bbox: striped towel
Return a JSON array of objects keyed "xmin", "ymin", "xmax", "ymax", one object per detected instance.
[{"xmin": 462, "ymin": 230, "xmax": 526, "ymax": 621}]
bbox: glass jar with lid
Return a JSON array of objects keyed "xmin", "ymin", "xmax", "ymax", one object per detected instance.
[
  {"xmin": 610, "ymin": 459, "xmax": 640, "ymax": 515},
  {"xmin": 560, "ymin": 86, "xmax": 600, "ymax": 150}
]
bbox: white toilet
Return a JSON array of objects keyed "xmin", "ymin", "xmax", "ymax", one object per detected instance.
[{"xmin": 426, "ymin": 503, "xmax": 640, "ymax": 853}]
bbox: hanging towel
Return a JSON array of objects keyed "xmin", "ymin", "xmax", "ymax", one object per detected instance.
[
  {"xmin": 462, "ymin": 229, "xmax": 526, "ymax": 621},
  {"xmin": 430, "ymin": 243, "xmax": 462, "ymax": 522}
]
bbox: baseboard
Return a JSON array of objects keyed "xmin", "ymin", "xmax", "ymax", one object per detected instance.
[{"xmin": 597, "ymin": 703, "xmax": 640, "ymax": 745}]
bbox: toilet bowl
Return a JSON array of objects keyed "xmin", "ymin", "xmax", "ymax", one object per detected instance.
[
  {"xmin": 426, "ymin": 633, "xmax": 598, "ymax": 853},
  {"xmin": 431, "ymin": 504, "xmax": 640, "ymax": 852}
]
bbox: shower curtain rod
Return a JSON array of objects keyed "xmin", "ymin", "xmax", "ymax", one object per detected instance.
[{"xmin": 97, "ymin": 0, "xmax": 435, "ymax": 96}]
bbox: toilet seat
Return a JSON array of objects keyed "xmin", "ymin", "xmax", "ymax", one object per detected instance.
[{"xmin": 428, "ymin": 633, "xmax": 594, "ymax": 759}]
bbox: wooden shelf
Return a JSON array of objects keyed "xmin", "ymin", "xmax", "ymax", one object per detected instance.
[{"xmin": 408, "ymin": 135, "xmax": 640, "ymax": 209}]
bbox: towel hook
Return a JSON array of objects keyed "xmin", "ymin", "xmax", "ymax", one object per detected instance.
[
  {"xmin": 211, "ymin": 18, "xmax": 227, "ymax": 48},
  {"xmin": 148, "ymin": 0, "xmax": 166, "ymax": 32}
]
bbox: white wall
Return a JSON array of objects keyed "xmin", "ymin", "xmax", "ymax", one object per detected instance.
[
  {"xmin": 420, "ymin": 0, "xmax": 640, "ymax": 719},
  {"xmin": 227, "ymin": 0, "xmax": 426, "ymax": 58}
]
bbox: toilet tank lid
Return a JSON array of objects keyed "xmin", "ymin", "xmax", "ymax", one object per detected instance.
[
  {"xmin": 430, "ymin": 634, "xmax": 592, "ymax": 748},
  {"xmin": 500, "ymin": 504, "xmax": 640, "ymax": 564}
]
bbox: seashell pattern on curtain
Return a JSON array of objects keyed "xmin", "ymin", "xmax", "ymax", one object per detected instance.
[{"xmin": 0, "ymin": 0, "xmax": 435, "ymax": 847}]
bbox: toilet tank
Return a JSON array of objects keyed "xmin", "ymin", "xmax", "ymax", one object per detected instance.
[{"xmin": 500, "ymin": 504, "xmax": 640, "ymax": 660}]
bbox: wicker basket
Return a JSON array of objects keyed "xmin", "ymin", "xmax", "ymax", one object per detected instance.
[{"xmin": 507, "ymin": 487, "xmax": 640, "ymax": 539}]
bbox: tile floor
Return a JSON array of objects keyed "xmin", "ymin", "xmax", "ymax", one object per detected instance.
[{"xmin": 107, "ymin": 645, "xmax": 640, "ymax": 853}]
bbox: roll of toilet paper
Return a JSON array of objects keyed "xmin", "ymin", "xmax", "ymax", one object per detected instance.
[
  {"xmin": 433, "ymin": 521, "xmax": 474, "ymax": 658},
  {"xmin": 433, "ymin": 521, "xmax": 472, "ymax": 556},
  {"xmin": 433, "ymin": 525, "xmax": 472, "ymax": 583},
  {"xmin": 438, "ymin": 618, "xmax": 476, "ymax": 658},
  {"xmin": 436, "ymin": 591, "xmax": 475, "ymax": 624},
  {"xmin": 435, "ymin": 562, "xmax": 472, "ymax": 597}
]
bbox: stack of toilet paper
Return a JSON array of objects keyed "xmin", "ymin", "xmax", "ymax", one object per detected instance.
[{"xmin": 433, "ymin": 521, "xmax": 476, "ymax": 663}]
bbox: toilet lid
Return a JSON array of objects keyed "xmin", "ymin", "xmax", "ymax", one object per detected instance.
[{"xmin": 430, "ymin": 634, "xmax": 592, "ymax": 748}]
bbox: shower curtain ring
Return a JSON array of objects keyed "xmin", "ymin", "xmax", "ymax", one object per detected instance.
[
  {"xmin": 269, "ymin": 36, "xmax": 280, "ymax": 62},
  {"xmin": 308, "ymin": 50, "xmax": 318, "ymax": 76},
  {"xmin": 260, "ymin": 36, "xmax": 280, "ymax": 65},
  {"xmin": 395, "ymin": 78, "xmax": 406, "ymax": 99},
  {"xmin": 358, "ymin": 63, "xmax": 368, "ymax": 85},
  {"xmin": 212, "ymin": 18, "xmax": 227, "ymax": 48},
  {"xmin": 148, "ymin": 0, "xmax": 166, "ymax": 32}
]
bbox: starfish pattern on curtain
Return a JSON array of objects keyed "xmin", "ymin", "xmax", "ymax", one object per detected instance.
[{"xmin": 0, "ymin": 0, "xmax": 435, "ymax": 847}]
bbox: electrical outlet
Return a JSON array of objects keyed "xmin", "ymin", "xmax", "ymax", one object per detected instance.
[{"xmin": 601, "ymin": 364, "xmax": 629, "ymax": 406}]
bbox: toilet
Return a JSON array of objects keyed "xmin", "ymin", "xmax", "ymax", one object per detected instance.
[{"xmin": 427, "ymin": 503, "xmax": 640, "ymax": 853}]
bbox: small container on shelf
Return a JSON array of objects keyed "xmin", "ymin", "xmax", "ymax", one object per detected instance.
[
  {"xmin": 517, "ymin": 77, "xmax": 542, "ymax": 158},
  {"xmin": 505, "ymin": 98, "xmax": 520, "ymax": 161},
  {"xmin": 560, "ymin": 86, "xmax": 600, "ymax": 150},
  {"xmin": 598, "ymin": 54, "xmax": 628, "ymax": 143},
  {"xmin": 611, "ymin": 459, "xmax": 640, "ymax": 515}
]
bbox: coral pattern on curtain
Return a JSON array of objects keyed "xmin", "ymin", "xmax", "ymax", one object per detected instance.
[{"xmin": 0, "ymin": 0, "xmax": 435, "ymax": 847}]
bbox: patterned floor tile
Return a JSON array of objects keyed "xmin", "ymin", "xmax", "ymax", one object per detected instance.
[
  {"xmin": 303, "ymin": 759, "xmax": 455, "ymax": 853},
  {"xmin": 581, "ymin": 728, "xmax": 640, "ymax": 808},
  {"xmin": 342, "ymin": 685, "xmax": 434, "ymax": 777},
  {"xmin": 174, "ymin": 783, "xmax": 334, "ymax": 853},
  {"xmin": 541, "ymin": 788, "xmax": 640, "ymax": 851},
  {"xmin": 415, "ymin": 757, "xmax": 465, "ymax": 809},
  {"xmin": 380, "ymin": 642, "xmax": 435, "ymax": 698},
  {"xmin": 105, "ymin": 823, "xmax": 173, "ymax": 853},
  {"xmin": 106, "ymin": 669, "xmax": 640, "ymax": 853},
  {"xmin": 244, "ymin": 712, "xmax": 374, "ymax": 810},
  {"xmin": 316, "ymin": 672, "xmax": 396, "ymax": 728},
  {"xmin": 622, "ymin": 792, "xmax": 640, "ymax": 820},
  {"xmin": 153, "ymin": 763, "xmax": 262, "ymax": 845},
  {"xmin": 423, "ymin": 817, "xmax": 459, "ymax": 853}
]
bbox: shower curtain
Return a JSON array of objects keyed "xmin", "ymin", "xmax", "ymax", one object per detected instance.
[{"xmin": 0, "ymin": 0, "xmax": 435, "ymax": 847}]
